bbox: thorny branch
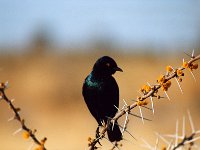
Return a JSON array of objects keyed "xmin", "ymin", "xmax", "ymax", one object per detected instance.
[
  {"xmin": 173, "ymin": 133, "xmax": 195, "ymax": 150},
  {"xmin": 142, "ymin": 111, "xmax": 200, "ymax": 150},
  {"xmin": 88, "ymin": 53, "xmax": 200, "ymax": 150},
  {"xmin": 0, "ymin": 84, "xmax": 47, "ymax": 150}
]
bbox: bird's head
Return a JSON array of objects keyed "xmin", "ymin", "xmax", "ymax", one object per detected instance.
[{"xmin": 92, "ymin": 56, "xmax": 123, "ymax": 76}]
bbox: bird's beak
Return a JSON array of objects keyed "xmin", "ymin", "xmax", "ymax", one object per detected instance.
[{"xmin": 114, "ymin": 67, "xmax": 123, "ymax": 72}]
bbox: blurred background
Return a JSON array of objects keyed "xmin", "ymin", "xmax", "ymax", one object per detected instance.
[{"xmin": 0, "ymin": 0, "xmax": 200, "ymax": 149}]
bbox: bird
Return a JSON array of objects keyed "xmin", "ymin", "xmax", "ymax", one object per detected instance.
[{"xmin": 82, "ymin": 56, "xmax": 123, "ymax": 142}]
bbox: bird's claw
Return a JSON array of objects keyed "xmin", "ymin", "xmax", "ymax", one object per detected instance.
[{"xmin": 96, "ymin": 126, "xmax": 102, "ymax": 146}]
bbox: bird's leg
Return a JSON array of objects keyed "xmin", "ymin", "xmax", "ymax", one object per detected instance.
[
  {"xmin": 96, "ymin": 125, "xmax": 100, "ymax": 138},
  {"xmin": 95, "ymin": 125, "xmax": 102, "ymax": 146}
]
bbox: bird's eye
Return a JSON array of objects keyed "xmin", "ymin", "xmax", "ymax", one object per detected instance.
[{"xmin": 106, "ymin": 63, "xmax": 110, "ymax": 67}]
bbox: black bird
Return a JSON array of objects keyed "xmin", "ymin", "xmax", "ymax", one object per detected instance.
[{"xmin": 82, "ymin": 56, "xmax": 123, "ymax": 142}]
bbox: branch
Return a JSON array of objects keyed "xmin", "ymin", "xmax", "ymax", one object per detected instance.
[
  {"xmin": 143, "ymin": 112, "xmax": 200, "ymax": 150},
  {"xmin": 88, "ymin": 53, "xmax": 200, "ymax": 150},
  {"xmin": 173, "ymin": 133, "xmax": 195, "ymax": 150},
  {"xmin": 0, "ymin": 84, "xmax": 47, "ymax": 150}
]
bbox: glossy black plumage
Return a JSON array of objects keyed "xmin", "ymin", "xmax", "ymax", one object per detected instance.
[{"xmin": 82, "ymin": 56, "xmax": 122, "ymax": 142}]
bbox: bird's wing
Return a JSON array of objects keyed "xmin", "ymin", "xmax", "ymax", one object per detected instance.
[
  {"xmin": 82, "ymin": 76, "xmax": 119, "ymax": 124},
  {"xmin": 99, "ymin": 76, "xmax": 119, "ymax": 119},
  {"xmin": 82, "ymin": 76, "xmax": 102, "ymax": 124}
]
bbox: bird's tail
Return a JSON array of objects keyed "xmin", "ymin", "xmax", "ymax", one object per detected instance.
[{"xmin": 107, "ymin": 121, "xmax": 122, "ymax": 142}]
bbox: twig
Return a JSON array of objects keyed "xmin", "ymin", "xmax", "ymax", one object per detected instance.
[
  {"xmin": 173, "ymin": 133, "xmax": 196, "ymax": 150},
  {"xmin": 88, "ymin": 53, "xmax": 200, "ymax": 150},
  {"xmin": 0, "ymin": 85, "xmax": 47, "ymax": 150},
  {"xmin": 155, "ymin": 112, "xmax": 200, "ymax": 150}
]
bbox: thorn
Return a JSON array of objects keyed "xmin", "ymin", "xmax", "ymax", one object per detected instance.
[
  {"xmin": 150, "ymin": 96, "xmax": 154, "ymax": 114},
  {"xmin": 124, "ymin": 128, "xmax": 136, "ymax": 140},
  {"xmin": 121, "ymin": 104, "xmax": 126, "ymax": 110},
  {"xmin": 141, "ymin": 138, "xmax": 153, "ymax": 149},
  {"xmin": 184, "ymin": 136, "xmax": 200, "ymax": 144},
  {"xmin": 112, "ymin": 120, "xmax": 115, "ymax": 131},
  {"xmin": 182, "ymin": 116, "xmax": 185, "ymax": 138},
  {"xmin": 166, "ymin": 140, "xmax": 174, "ymax": 150},
  {"xmin": 195, "ymin": 130, "xmax": 200, "ymax": 134},
  {"xmin": 175, "ymin": 119, "xmax": 179, "ymax": 146},
  {"xmin": 122, "ymin": 112, "xmax": 129, "ymax": 135},
  {"xmin": 192, "ymin": 144, "xmax": 200, "ymax": 149},
  {"xmin": 175, "ymin": 78, "xmax": 183, "ymax": 94},
  {"xmin": 189, "ymin": 71, "xmax": 196, "ymax": 82},
  {"xmin": 104, "ymin": 137, "xmax": 120, "ymax": 150},
  {"xmin": 5, "ymin": 81, "xmax": 9, "ymax": 88},
  {"xmin": 10, "ymin": 99, "xmax": 15, "ymax": 102},
  {"xmin": 187, "ymin": 110, "xmax": 195, "ymax": 133},
  {"xmin": 131, "ymin": 99, "xmax": 152, "ymax": 110},
  {"xmin": 140, "ymin": 144, "xmax": 151, "ymax": 149},
  {"xmin": 100, "ymin": 120, "xmax": 104, "ymax": 126},
  {"xmin": 123, "ymin": 99, "xmax": 128, "ymax": 106},
  {"xmin": 147, "ymin": 82, "xmax": 151, "ymax": 86},
  {"xmin": 111, "ymin": 142, "xmax": 120, "ymax": 150},
  {"xmin": 139, "ymin": 106, "xmax": 144, "ymax": 124},
  {"xmin": 172, "ymin": 67, "xmax": 183, "ymax": 94},
  {"xmin": 105, "ymin": 116, "xmax": 112, "ymax": 120},
  {"xmin": 8, "ymin": 116, "xmax": 15, "ymax": 122},
  {"xmin": 116, "ymin": 123, "xmax": 136, "ymax": 140},
  {"xmin": 155, "ymin": 137, "xmax": 159, "ymax": 150},
  {"xmin": 129, "ymin": 112, "xmax": 152, "ymax": 121},
  {"xmin": 114, "ymin": 105, "xmax": 120, "ymax": 111},
  {"xmin": 27, "ymin": 143, "xmax": 34, "ymax": 150},
  {"xmin": 155, "ymin": 132, "xmax": 170, "ymax": 145},
  {"xmin": 121, "ymin": 137, "xmax": 135, "ymax": 144},
  {"xmin": 184, "ymin": 51, "xmax": 192, "ymax": 58},
  {"xmin": 142, "ymin": 106, "xmax": 152, "ymax": 111},
  {"xmin": 164, "ymin": 91, "xmax": 171, "ymax": 100},
  {"xmin": 163, "ymin": 134, "xmax": 183, "ymax": 139},
  {"xmin": 137, "ymin": 90, "xmax": 143, "ymax": 96},
  {"xmin": 192, "ymin": 49, "xmax": 195, "ymax": 58},
  {"xmin": 131, "ymin": 99, "xmax": 137, "ymax": 102},
  {"xmin": 13, "ymin": 128, "xmax": 22, "ymax": 135}
]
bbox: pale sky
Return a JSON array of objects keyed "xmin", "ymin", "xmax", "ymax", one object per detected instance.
[{"xmin": 0, "ymin": 0, "xmax": 200, "ymax": 51}]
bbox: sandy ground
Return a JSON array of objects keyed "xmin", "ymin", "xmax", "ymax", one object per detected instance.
[{"xmin": 0, "ymin": 52, "xmax": 199, "ymax": 150}]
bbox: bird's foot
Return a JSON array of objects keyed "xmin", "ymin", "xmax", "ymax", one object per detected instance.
[{"xmin": 95, "ymin": 126, "xmax": 102, "ymax": 146}]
